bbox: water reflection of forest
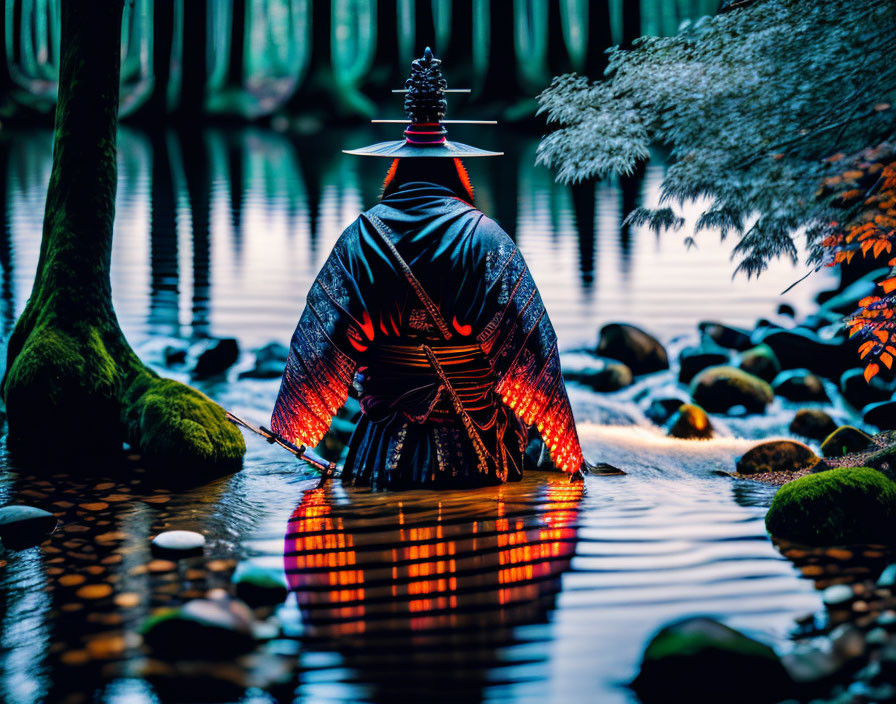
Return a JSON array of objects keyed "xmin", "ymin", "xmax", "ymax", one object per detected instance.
[{"xmin": 0, "ymin": 125, "xmax": 831, "ymax": 353}]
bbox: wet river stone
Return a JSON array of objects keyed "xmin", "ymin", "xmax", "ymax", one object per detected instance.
[
  {"xmin": 864, "ymin": 400, "xmax": 896, "ymax": 430},
  {"xmin": 690, "ymin": 366, "xmax": 773, "ymax": 414},
  {"xmin": 232, "ymin": 563, "xmax": 289, "ymax": 607},
  {"xmin": 822, "ymin": 584, "xmax": 855, "ymax": 608},
  {"xmin": 736, "ymin": 440, "xmax": 821, "ymax": 475},
  {"xmin": 765, "ymin": 467, "xmax": 896, "ymax": 545},
  {"xmin": 152, "ymin": 530, "xmax": 206, "ymax": 558},
  {"xmin": 678, "ymin": 346, "xmax": 729, "ymax": 384},
  {"xmin": 140, "ymin": 596, "xmax": 256, "ymax": 659},
  {"xmin": 754, "ymin": 328, "xmax": 855, "ymax": 378},
  {"xmin": 737, "ymin": 344, "xmax": 781, "ymax": 383},
  {"xmin": 772, "ymin": 369, "xmax": 830, "ymax": 402},
  {"xmin": 840, "ymin": 367, "xmax": 894, "ymax": 409},
  {"xmin": 698, "ymin": 321, "xmax": 753, "ymax": 351},
  {"xmin": 632, "ymin": 616, "xmax": 792, "ymax": 703},
  {"xmin": 667, "ymin": 404, "xmax": 713, "ymax": 440},
  {"xmin": 878, "ymin": 564, "xmax": 896, "ymax": 587},
  {"xmin": 820, "ymin": 425, "xmax": 875, "ymax": 458},
  {"xmin": 596, "ymin": 323, "xmax": 668, "ymax": 375},
  {"xmin": 193, "ymin": 338, "xmax": 240, "ymax": 379},
  {"xmin": 564, "ymin": 361, "xmax": 633, "ymax": 392},
  {"xmin": 645, "ymin": 397, "xmax": 689, "ymax": 425},
  {"xmin": 0, "ymin": 505, "xmax": 58, "ymax": 549},
  {"xmin": 789, "ymin": 409, "xmax": 837, "ymax": 441}
]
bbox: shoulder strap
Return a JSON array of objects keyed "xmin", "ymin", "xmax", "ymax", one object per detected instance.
[{"xmin": 363, "ymin": 212, "xmax": 454, "ymax": 341}]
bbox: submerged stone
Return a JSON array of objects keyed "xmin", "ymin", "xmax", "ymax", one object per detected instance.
[
  {"xmin": 878, "ymin": 564, "xmax": 896, "ymax": 587},
  {"xmin": 193, "ymin": 338, "xmax": 240, "ymax": 379},
  {"xmin": 737, "ymin": 344, "xmax": 781, "ymax": 383},
  {"xmin": 678, "ymin": 347, "xmax": 729, "ymax": 384},
  {"xmin": 565, "ymin": 361, "xmax": 633, "ymax": 392},
  {"xmin": 840, "ymin": 367, "xmax": 894, "ymax": 409},
  {"xmin": 691, "ymin": 366, "xmax": 773, "ymax": 414},
  {"xmin": 667, "ymin": 404, "xmax": 713, "ymax": 440},
  {"xmin": 596, "ymin": 323, "xmax": 668, "ymax": 375},
  {"xmin": 772, "ymin": 369, "xmax": 830, "ymax": 402},
  {"xmin": 232, "ymin": 563, "xmax": 289, "ymax": 607},
  {"xmin": 820, "ymin": 425, "xmax": 874, "ymax": 458},
  {"xmin": 645, "ymin": 397, "xmax": 689, "ymax": 425},
  {"xmin": 736, "ymin": 440, "xmax": 821, "ymax": 475},
  {"xmin": 140, "ymin": 596, "xmax": 256, "ymax": 660},
  {"xmin": 632, "ymin": 616, "xmax": 791, "ymax": 703},
  {"xmin": 789, "ymin": 409, "xmax": 837, "ymax": 441},
  {"xmin": 765, "ymin": 467, "xmax": 896, "ymax": 545},
  {"xmin": 151, "ymin": 530, "xmax": 206, "ymax": 558},
  {"xmin": 864, "ymin": 400, "xmax": 896, "ymax": 430},
  {"xmin": 698, "ymin": 321, "xmax": 753, "ymax": 351},
  {"xmin": 822, "ymin": 584, "xmax": 855, "ymax": 607},
  {"xmin": 0, "ymin": 505, "xmax": 58, "ymax": 549}
]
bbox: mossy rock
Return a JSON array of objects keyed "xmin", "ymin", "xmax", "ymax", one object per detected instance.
[
  {"xmin": 140, "ymin": 598, "xmax": 256, "ymax": 659},
  {"xmin": 736, "ymin": 440, "xmax": 821, "ymax": 475},
  {"xmin": 667, "ymin": 404, "xmax": 713, "ymax": 440},
  {"xmin": 737, "ymin": 344, "xmax": 781, "ymax": 383},
  {"xmin": 123, "ymin": 374, "xmax": 245, "ymax": 468},
  {"xmin": 820, "ymin": 426, "xmax": 874, "ymax": 458},
  {"xmin": 632, "ymin": 617, "xmax": 792, "ymax": 703},
  {"xmin": 690, "ymin": 366, "xmax": 773, "ymax": 414},
  {"xmin": 765, "ymin": 467, "xmax": 896, "ymax": 545},
  {"xmin": 678, "ymin": 347, "xmax": 729, "ymax": 384},
  {"xmin": 788, "ymin": 409, "xmax": 837, "ymax": 441},
  {"xmin": 232, "ymin": 563, "xmax": 289, "ymax": 607}
]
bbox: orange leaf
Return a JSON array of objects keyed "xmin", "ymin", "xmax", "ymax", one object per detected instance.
[
  {"xmin": 882, "ymin": 352, "xmax": 893, "ymax": 369},
  {"xmin": 875, "ymin": 330, "xmax": 890, "ymax": 343},
  {"xmin": 874, "ymin": 240, "xmax": 892, "ymax": 258},
  {"xmin": 865, "ymin": 363, "xmax": 880, "ymax": 382},
  {"xmin": 851, "ymin": 323, "xmax": 865, "ymax": 337},
  {"xmin": 881, "ymin": 277, "xmax": 896, "ymax": 293}
]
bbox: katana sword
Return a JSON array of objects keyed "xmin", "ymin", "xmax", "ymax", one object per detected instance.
[{"xmin": 225, "ymin": 411, "xmax": 340, "ymax": 479}]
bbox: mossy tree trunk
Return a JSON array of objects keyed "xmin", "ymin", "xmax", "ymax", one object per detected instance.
[{"xmin": 2, "ymin": 0, "xmax": 245, "ymax": 468}]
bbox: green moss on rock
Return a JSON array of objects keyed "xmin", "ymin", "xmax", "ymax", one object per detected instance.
[
  {"xmin": 765, "ymin": 467, "xmax": 896, "ymax": 545},
  {"xmin": 820, "ymin": 425, "xmax": 874, "ymax": 458},
  {"xmin": 633, "ymin": 617, "xmax": 792, "ymax": 703}
]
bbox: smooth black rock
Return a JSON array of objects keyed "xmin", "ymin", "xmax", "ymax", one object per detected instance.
[
  {"xmin": 151, "ymin": 530, "xmax": 206, "ymax": 558},
  {"xmin": 596, "ymin": 323, "xmax": 668, "ymax": 375},
  {"xmin": 632, "ymin": 617, "xmax": 792, "ymax": 704},
  {"xmin": 737, "ymin": 344, "xmax": 781, "ymax": 383},
  {"xmin": 0, "ymin": 505, "xmax": 57, "ymax": 549},
  {"xmin": 840, "ymin": 368, "xmax": 894, "ymax": 409},
  {"xmin": 691, "ymin": 366, "xmax": 773, "ymax": 414},
  {"xmin": 678, "ymin": 347, "xmax": 729, "ymax": 384},
  {"xmin": 193, "ymin": 338, "xmax": 240, "ymax": 379},
  {"xmin": 864, "ymin": 401, "xmax": 896, "ymax": 431},
  {"xmin": 789, "ymin": 409, "xmax": 837, "ymax": 441},
  {"xmin": 754, "ymin": 328, "xmax": 854, "ymax": 378},
  {"xmin": 817, "ymin": 267, "xmax": 889, "ymax": 314},
  {"xmin": 163, "ymin": 345, "xmax": 188, "ymax": 366},
  {"xmin": 644, "ymin": 397, "xmax": 689, "ymax": 425},
  {"xmin": 254, "ymin": 342, "xmax": 289, "ymax": 365},
  {"xmin": 820, "ymin": 425, "xmax": 875, "ymax": 458},
  {"xmin": 698, "ymin": 321, "xmax": 752, "ymax": 351},
  {"xmin": 777, "ymin": 303, "xmax": 796, "ymax": 318},
  {"xmin": 565, "ymin": 362, "xmax": 633, "ymax": 392},
  {"xmin": 772, "ymin": 369, "xmax": 830, "ymax": 402}
]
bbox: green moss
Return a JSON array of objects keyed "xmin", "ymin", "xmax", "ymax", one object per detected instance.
[
  {"xmin": 766, "ymin": 467, "xmax": 896, "ymax": 545},
  {"xmin": 820, "ymin": 425, "xmax": 874, "ymax": 458}
]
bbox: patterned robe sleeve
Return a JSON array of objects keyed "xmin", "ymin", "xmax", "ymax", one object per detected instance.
[
  {"xmin": 271, "ymin": 227, "xmax": 362, "ymax": 448},
  {"xmin": 476, "ymin": 220, "xmax": 585, "ymax": 474}
]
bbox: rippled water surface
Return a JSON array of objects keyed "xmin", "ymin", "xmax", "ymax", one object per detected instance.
[{"xmin": 0, "ymin": 126, "xmax": 845, "ymax": 703}]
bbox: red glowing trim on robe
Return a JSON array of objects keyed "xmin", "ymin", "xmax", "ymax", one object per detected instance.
[{"xmin": 452, "ymin": 316, "xmax": 472, "ymax": 336}]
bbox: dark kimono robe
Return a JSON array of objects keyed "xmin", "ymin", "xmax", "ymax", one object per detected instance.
[{"xmin": 271, "ymin": 181, "xmax": 584, "ymax": 490}]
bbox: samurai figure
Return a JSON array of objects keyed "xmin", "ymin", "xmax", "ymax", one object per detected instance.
[{"xmin": 272, "ymin": 48, "xmax": 586, "ymax": 490}]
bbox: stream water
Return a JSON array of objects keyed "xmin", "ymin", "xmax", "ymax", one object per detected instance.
[{"xmin": 0, "ymin": 125, "xmax": 850, "ymax": 703}]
